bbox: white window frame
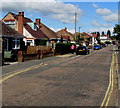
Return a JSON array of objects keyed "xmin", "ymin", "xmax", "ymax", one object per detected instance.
[{"xmin": 12, "ymin": 38, "xmax": 20, "ymax": 49}]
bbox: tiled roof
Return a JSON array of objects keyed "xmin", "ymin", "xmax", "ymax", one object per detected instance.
[
  {"xmin": 3, "ymin": 12, "xmax": 48, "ymax": 39},
  {"xmin": 81, "ymin": 32, "xmax": 91, "ymax": 38},
  {"xmin": 56, "ymin": 28, "xmax": 74, "ymax": 41},
  {"xmin": 101, "ymin": 34, "xmax": 107, "ymax": 36},
  {"xmin": 24, "ymin": 24, "xmax": 48, "ymax": 39},
  {"xmin": 39, "ymin": 23, "xmax": 58, "ymax": 39},
  {"xmin": 1, "ymin": 21, "xmax": 24, "ymax": 38},
  {"xmin": 91, "ymin": 34, "xmax": 97, "ymax": 38},
  {"xmin": 10, "ymin": 12, "xmax": 32, "ymax": 23}
]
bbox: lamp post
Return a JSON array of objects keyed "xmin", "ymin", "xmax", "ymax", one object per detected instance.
[
  {"xmin": 79, "ymin": 27, "xmax": 82, "ymax": 36},
  {"xmin": 78, "ymin": 27, "xmax": 82, "ymax": 44}
]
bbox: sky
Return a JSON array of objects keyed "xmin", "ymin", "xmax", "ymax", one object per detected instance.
[{"xmin": 1, "ymin": 0, "xmax": 119, "ymax": 35}]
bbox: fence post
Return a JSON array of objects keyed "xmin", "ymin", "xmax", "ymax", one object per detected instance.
[
  {"xmin": 37, "ymin": 50, "xmax": 40, "ymax": 59},
  {"xmin": 52, "ymin": 48, "xmax": 55, "ymax": 56},
  {"xmin": 18, "ymin": 51, "xmax": 24, "ymax": 63},
  {"xmin": 40, "ymin": 50, "xmax": 43, "ymax": 59}
]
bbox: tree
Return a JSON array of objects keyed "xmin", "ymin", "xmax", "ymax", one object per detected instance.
[
  {"xmin": 102, "ymin": 31, "xmax": 104, "ymax": 35},
  {"xmin": 113, "ymin": 24, "xmax": 120, "ymax": 41},
  {"xmin": 60, "ymin": 36, "xmax": 63, "ymax": 43},
  {"xmin": 96, "ymin": 32, "xmax": 100, "ymax": 44},
  {"xmin": 107, "ymin": 30, "xmax": 111, "ymax": 38},
  {"xmin": 67, "ymin": 36, "xmax": 71, "ymax": 43}
]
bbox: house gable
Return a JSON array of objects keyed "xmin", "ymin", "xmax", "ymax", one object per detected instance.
[{"xmin": 2, "ymin": 12, "xmax": 16, "ymax": 21}]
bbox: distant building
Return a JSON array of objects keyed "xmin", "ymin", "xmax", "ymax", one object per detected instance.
[
  {"xmin": 100, "ymin": 34, "xmax": 112, "ymax": 43},
  {"xmin": 56, "ymin": 27, "xmax": 75, "ymax": 43},
  {"xmin": 91, "ymin": 34, "xmax": 98, "ymax": 45}
]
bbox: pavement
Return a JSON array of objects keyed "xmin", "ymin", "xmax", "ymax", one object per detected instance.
[{"xmin": 118, "ymin": 47, "xmax": 120, "ymax": 108}]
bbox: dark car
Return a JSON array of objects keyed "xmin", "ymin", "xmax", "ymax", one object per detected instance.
[
  {"xmin": 101, "ymin": 43, "xmax": 106, "ymax": 47},
  {"xmin": 76, "ymin": 46, "xmax": 90, "ymax": 55},
  {"xmin": 93, "ymin": 45, "xmax": 101, "ymax": 50}
]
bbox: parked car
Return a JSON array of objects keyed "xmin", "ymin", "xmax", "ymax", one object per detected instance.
[
  {"xmin": 101, "ymin": 43, "xmax": 106, "ymax": 47},
  {"xmin": 76, "ymin": 46, "xmax": 90, "ymax": 55},
  {"xmin": 93, "ymin": 45, "xmax": 101, "ymax": 50}
]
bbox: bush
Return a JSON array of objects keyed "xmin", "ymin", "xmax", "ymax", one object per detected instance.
[
  {"xmin": 55, "ymin": 43, "xmax": 76, "ymax": 55},
  {"xmin": 105, "ymin": 41, "xmax": 111, "ymax": 44}
]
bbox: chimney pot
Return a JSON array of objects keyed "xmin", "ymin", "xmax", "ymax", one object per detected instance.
[
  {"xmin": 36, "ymin": 19, "xmax": 41, "ymax": 23},
  {"xmin": 18, "ymin": 12, "xmax": 24, "ymax": 16},
  {"xmin": 64, "ymin": 27, "xmax": 67, "ymax": 31},
  {"xmin": 35, "ymin": 19, "xmax": 41, "ymax": 28}
]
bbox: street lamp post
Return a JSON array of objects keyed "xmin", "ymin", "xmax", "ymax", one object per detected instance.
[
  {"xmin": 79, "ymin": 27, "xmax": 82, "ymax": 36},
  {"xmin": 78, "ymin": 27, "xmax": 82, "ymax": 44}
]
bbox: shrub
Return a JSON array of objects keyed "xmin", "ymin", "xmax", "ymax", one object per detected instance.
[
  {"xmin": 105, "ymin": 41, "xmax": 111, "ymax": 44},
  {"xmin": 55, "ymin": 43, "xmax": 76, "ymax": 55}
]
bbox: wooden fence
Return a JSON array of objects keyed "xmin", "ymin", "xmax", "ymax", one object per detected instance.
[{"xmin": 18, "ymin": 46, "xmax": 54, "ymax": 62}]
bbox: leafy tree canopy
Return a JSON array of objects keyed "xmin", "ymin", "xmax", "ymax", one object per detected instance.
[{"xmin": 113, "ymin": 24, "xmax": 120, "ymax": 41}]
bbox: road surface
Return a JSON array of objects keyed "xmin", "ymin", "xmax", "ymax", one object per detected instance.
[{"xmin": 2, "ymin": 46, "xmax": 116, "ymax": 107}]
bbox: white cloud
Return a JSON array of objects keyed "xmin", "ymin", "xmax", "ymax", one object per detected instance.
[
  {"xmin": 2, "ymin": 1, "xmax": 82, "ymax": 24},
  {"xmin": 88, "ymin": 27, "xmax": 114, "ymax": 34},
  {"xmin": 92, "ymin": 20, "xmax": 111, "ymax": 27},
  {"xmin": 103, "ymin": 13, "xmax": 118, "ymax": 23},
  {"xmin": 92, "ymin": 20, "xmax": 100, "ymax": 26},
  {"xmin": 96, "ymin": 8, "xmax": 112, "ymax": 16},
  {"xmin": 92, "ymin": 3, "xmax": 98, "ymax": 8}
]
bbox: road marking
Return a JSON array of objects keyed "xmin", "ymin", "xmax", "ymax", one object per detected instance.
[
  {"xmin": 0, "ymin": 63, "xmax": 48, "ymax": 83},
  {"xmin": 100, "ymin": 53, "xmax": 114, "ymax": 108}
]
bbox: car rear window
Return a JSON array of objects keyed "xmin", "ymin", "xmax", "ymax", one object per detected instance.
[{"xmin": 77, "ymin": 47, "xmax": 86, "ymax": 50}]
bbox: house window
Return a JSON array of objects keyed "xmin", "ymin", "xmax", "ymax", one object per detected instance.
[
  {"xmin": 4, "ymin": 38, "xmax": 8, "ymax": 51},
  {"xmin": 12, "ymin": 38, "xmax": 20, "ymax": 49},
  {"xmin": 4, "ymin": 21, "xmax": 15, "ymax": 28},
  {"xmin": 26, "ymin": 40, "xmax": 33, "ymax": 46}
]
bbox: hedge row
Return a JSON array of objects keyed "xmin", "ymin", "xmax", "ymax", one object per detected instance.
[{"xmin": 55, "ymin": 43, "xmax": 76, "ymax": 55}]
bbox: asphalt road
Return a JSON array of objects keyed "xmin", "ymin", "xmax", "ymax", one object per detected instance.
[{"xmin": 2, "ymin": 46, "xmax": 114, "ymax": 107}]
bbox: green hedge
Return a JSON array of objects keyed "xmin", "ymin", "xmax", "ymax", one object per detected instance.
[
  {"xmin": 55, "ymin": 43, "xmax": 76, "ymax": 55},
  {"xmin": 105, "ymin": 41, "xmax": 111, "ymax": 44}
]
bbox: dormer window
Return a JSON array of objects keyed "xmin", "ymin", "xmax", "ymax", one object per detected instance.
[{"xmin": 27, "ymin": 22, "xmax": 37, "ymax": 31}]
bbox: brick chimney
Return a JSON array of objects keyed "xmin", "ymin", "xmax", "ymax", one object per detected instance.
[
  {"xmin": 35, "ymin": 19, "xmax": 41, "ymax": 28},
  {"xmin": 18, "ymin": 12, "xmax": 24, "ymax": 34},
  {"xmin": 64, "ymin": 27, "xmax": 67, "ymax": 31}
]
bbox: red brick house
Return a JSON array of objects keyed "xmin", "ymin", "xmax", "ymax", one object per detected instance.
[{"xmin": 2, "ymin": 12, "xmax": 48, "ymax": 46}]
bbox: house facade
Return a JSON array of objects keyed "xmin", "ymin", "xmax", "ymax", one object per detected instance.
[
  {"xmin": 2, "ymin": 12, "xmax": 48, "ymax": 46},
  {"xmin": 100, "ymin": 34, "xmax": 112, "ymax": 43},
  {"xmin": 0, "ymin": 21, "xmax": 24, "ymax": 60},
  {"xmin": 35, "ymin": 18, "xmax": 58, "ymax": 46},
  {"xmin": 91, "ymin": 34, "xmax": 98, "ymax": 45}
]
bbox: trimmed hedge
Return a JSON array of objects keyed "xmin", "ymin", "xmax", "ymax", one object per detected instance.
[{"xmin": 55, "ymin": 43, "xmax": 76, "ymax": 55}]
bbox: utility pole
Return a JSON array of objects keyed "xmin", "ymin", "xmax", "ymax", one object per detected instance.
[{"xmin": 75, "ymin": 12, "xmax": 77, "ymax": 41}]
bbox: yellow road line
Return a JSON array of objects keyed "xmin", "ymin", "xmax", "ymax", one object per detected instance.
[
  {"xmin": 0, "ymin": 63, "xmax": 48, "ymax": 83},
  {"xmin": 1, "ymin": 55, "xmax": 73, "ymax": 82},
  {"xmin": 100, "ymin": 53, "xmax": 114, "ymax": 108}
]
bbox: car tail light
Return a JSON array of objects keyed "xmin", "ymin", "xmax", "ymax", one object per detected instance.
[
  {"xmin": 83, "ymin": 49, "xmax": 86, "ymax": 51},
  {"xmin": 76, "ymin": 49, "xmax": 79, "ymax": 51}
]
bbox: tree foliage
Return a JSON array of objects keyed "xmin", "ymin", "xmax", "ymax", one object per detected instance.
[
  {"xmin": 107, "ymin": 30, "xmax": 111, "ymax": 37},
  {"xmin": 113, "ymin": 24, "xmax": 120, "ymax": 41}
]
